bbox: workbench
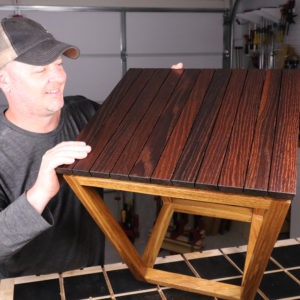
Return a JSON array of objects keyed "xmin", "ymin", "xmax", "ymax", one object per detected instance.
[
  {"xmin": 0, "ymin": 238, "xmax": 299, "ymax": 299},
  {"xmin": 55, "ymin": 68, "xmax": 299, "ymax": 300}
]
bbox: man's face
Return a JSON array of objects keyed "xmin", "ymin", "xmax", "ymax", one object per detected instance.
[{"xmin": 4, "ymin": 56, "xmax": 67, "ymax": 117}]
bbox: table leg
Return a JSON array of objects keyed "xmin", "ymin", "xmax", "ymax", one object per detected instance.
[
  {"xmin": 142, "ymin": 197, "xmax": 174, "ymax": 267},
  {"xmin": 0, "ymin": 279, "xmax": 14, "ymax": 300},
  {"xmin": 64, "ymin": 175, "xmax": 146, "ymax": 280},
  {"xmin": 243, "ymin": 208, "xmax": 265, "ymax": 280},
  {"xmin": 241, "ymin": 199, "xmax": 290, "ymax": 299}
]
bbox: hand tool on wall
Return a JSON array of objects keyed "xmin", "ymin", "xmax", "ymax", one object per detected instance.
[
  {"xmin": 237, "ymin": 0, "xmax": 297, "ymax": 69},
  {"xmin": 120, "ymin": 192, "xmax": 139, "ymax": 242},
  {"xmin": 280, "ymin": 0, "xmax": 297, "ymax": 35},
  {"xmin": 188, "ymin": 216, "xmax": 205, "ymax": 247}
]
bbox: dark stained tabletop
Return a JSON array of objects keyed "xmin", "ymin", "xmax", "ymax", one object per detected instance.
[{"xmin": 57, "ymin": 68, "xmax": 300, "ymax": 199}]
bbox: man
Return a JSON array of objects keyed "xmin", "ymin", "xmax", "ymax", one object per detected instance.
[{"xmin": 0, "ymin": 16, "xmax": 105, "ymax": 278}]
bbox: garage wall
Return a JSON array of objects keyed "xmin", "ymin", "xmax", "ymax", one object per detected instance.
[
  {"xmin": 0, "ymin": 9, "xmax": 224, "ymax": 104},
  {"xmin": 0, "ymin": 0, "xmax": 230, "ymax": 10},
  {"xmin": 126, "ymin": 12, "xmax": 223, "ymax": 69}
]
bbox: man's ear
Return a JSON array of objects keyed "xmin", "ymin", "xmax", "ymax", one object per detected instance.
[{"xmin": 0, "ymin": 69, "xmax": 10, "ymax": 93}]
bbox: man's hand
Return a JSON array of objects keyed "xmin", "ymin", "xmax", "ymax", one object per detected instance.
[
  {"xmin": 26, "ymin": 141, "xmax": 91, "ymax": 214},
  {"xmin": 171, "ymin": 62, "xmax": 183, "ymax": 69}
]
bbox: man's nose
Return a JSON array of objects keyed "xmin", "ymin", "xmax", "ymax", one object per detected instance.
[{"xmin": 49, "ymin": 67, "xmax": 66, "ymax": 83}]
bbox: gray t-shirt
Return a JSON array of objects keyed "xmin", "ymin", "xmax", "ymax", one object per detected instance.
[{"xmin": 0, "ymin": 96, "xmax": 104, "ymax": 278}]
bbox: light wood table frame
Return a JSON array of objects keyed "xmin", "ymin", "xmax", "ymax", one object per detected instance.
[{"xmin": 64, "ymin": 175, "xmax": 290, "ymax": 300}]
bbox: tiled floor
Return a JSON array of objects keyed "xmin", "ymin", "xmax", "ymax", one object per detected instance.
[{"xmin": 3, "ymin": 238, "xmax": 299, "ymax": 300}]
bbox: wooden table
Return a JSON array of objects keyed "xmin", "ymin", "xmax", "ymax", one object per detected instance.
[{"xmin": 57, "ymin": 68, "xmax": 300, "ymax": 300}]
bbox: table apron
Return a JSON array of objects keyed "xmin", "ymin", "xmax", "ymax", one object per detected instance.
[{"xmin": 69, "ymin": 175, "xmax": 286, "ymax": 210}]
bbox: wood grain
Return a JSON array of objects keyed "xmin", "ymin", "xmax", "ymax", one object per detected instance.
[
  {"xmin": 145, "ymin": 268, "xmax": 241, "ymax": 299},
  {"xmin": 90, "ymin": 69, "xmax": 170, "ymax": 178},
  {"xmin": 151, "ymin": 69, "xmax": 215, "ymax": 185},
  {"xmin": 171, "ymin": 69, "xmax": 231, "ymax": 187},
  {"xmin": 74, "ymin": 175, "xmax": 273, "ymax": 209},
  {"xmin": 129, "ymin": 69, "xmax": 201, "ymax": 182},
  {"xmin": 242, "ymin": 208, "xmax": 265, "ymax": 284},
  {"xmin": 110, "ymin": 69, "xmax": 184, "ymax": 180},
  {"xmin": 56, "ymin": 69, "xmax": 142, "ymax": 175},
  {"xmin": 72, "ymin": 69, "xmax": 155, "ymax": 176},
  {"xmin": 268, "ymin": 69, "xmax": 300, "ymax": 198},
  {"xmin": 244, "ymin": 70, "xmax": 282, "ymax": 195},
  {"xmin": 195, "ymin": 69, "xmax": 247, "ymax": 190},
  {"xmin": 218, "ymin": 70, "xmax": 266, "ymax": 193},
  {"xmin": 142, "ymin": 198, "xmax": 174, "ymax": 268}
]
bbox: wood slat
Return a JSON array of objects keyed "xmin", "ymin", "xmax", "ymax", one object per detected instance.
[
  {"xmin": 244, "ymin": 70, "xmax": 282, "ymax": 195},
  {"xmin": 90, "ymin": 69, "xmax": 170, "ymax": 177},
  {"xmin": 151, "ymin": 69, "xmax": 215, "ymax": 185},
  {"xmin": 56, "ymin": 68, "xmax": 142, "ymax": 175},
  {"xmin": 268, "ymin": 69, "xmax": 300, "ymax": 198},
  {"xmin": 86, "ymin": 69, "xmax": 143, "ymax": 140},
  {"xmin": 171, "ymin": 69, "xmax": 231, "ymax": 188},
  {"xmin": 195, "ymin": 69, "xmax": 248, "ymax": 190},
  {"xmin": 71, "ymin": 69, "xmax": 156, "ymax": 176},
  {"xmin": 110, "ymin": 69, "xmax": 184, "ymax": 180},
  {"xmin": 57, "ymin": 68, "xmax": 300, "ymax": 199},
  {"xmin": 129, "ymin": 69, "xmax": 201, "ymax": 182},
  {"xmin": 218, "ymin": 70, "xmax": 266, "ymax": 193}
]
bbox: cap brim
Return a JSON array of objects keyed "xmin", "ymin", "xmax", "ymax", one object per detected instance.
[{"xmin": 15, "ymin": 38, "xmax": 80, "ymax": 66}]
